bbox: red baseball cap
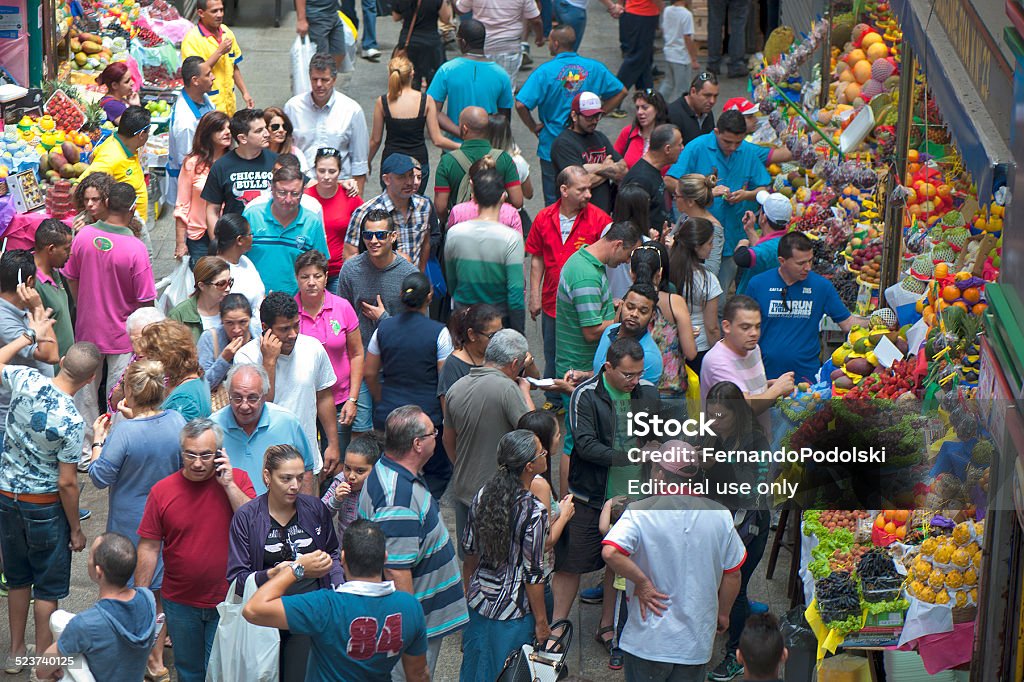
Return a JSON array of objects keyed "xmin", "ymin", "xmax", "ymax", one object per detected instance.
[
  {"xmin": 723, "ymin": 97, "xmax": 759, "ymax": 116},
  {"xmin": 571, "ymin": 91, "xmax": 604, "ymax": 117}
]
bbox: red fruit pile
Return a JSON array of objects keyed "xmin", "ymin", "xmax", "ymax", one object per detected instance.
[
  {"xmin": 843, "ymin": 359, "xmax": 916, "ymax": 400},
  {"xmin": 136, "ymin": 27, "xmax": 164, "ymax": 47},
  {"xmin": 45, "ymin": 91, "xmax": 85, "ymax": 131}
]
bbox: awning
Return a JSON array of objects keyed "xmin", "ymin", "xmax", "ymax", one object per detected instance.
[{"xmin": 891, "ymin": 0, "xmax": 1014, "ymax": 203}]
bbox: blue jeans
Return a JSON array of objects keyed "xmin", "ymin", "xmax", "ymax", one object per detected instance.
[
  {"xmin": 361, "ymin": 0, "xmax": 378, "ymax": 49},
  {"xmin": 163, "ymin": 598, "xmax": 220, "ymax": 682},
  {"xmin": 727, "ymin": 511, "xmax": 771, "ymax": 651},
  {"xmin": 541, "ymin": 313, "xmax": 559, "ymax": 403},
  {"xmin": 616, "ymin": 12, "xmax": 658, "ymax": 91},
  {"xmin": 459, "ymin": 608, "xmax": 536, "ymax": 682},
  {"xmin": 706, "ymin": 0, "xmax": 750, "ymax": 73},
  {"xmin": 353, "ymin": 381, "xmax": 374, "ymax": 433},
  {"xmin": 538, "ymin": 0, "xmax": 553, "ymax": 35},
  {"xmin": 0, "ymin": 494, "xmax": 71, "ymax": 601},
  {"xmin": 186, "ymin": 233, "xmax": 210, "ymax": 270},
  {"xmin": 553, "ymin": 0, "xmax": 586, "ymax": 50},
  {"xmin": 541, "ymin": 159, "xmax": 557, "ymax": 206}
]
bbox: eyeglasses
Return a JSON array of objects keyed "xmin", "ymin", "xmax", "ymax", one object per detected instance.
[
  {"xmin": 269, "ymin": 123, "xmax": 286, "ymax": 131},
  {"xmin": 273, "ymin": 189, "xmax": 302, "ymax": 199},
  {"xmin": 530, "ymin": 449, "xmax": 549, "ymax": 463},
  {"xmin": 229, "ymin": 393, "xmax": 263, "ymax": 405},
  {"xmin": 477, "ymin": 329, "xmax": 500, "ymax": 339},
  {"xmin": 132, "ymin": 124, "xmax": 151, "ymax": 137},
  {"xmin": 416, "ymin": 429, "xmax": 439, "ymax": 441},
  {"xmin": 207, "ymin": 277, "xmax": 234, "ymax": 289},
  {"xmin": 614, "ymin": 368, "xmax": 643, "ymax": 381},
  {"xmin": 362, "ymin": 230, "xmax": 393, "ymax": 242},
  {"xmin": 182, "ymin": 451, "xmax": 217, "ymax": 462}
]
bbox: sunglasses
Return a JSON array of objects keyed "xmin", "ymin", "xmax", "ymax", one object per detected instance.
[
  {"xmin": 362, "ymin": 230, "xmax": 393, "ymax": 242},
  {"xmin": 269, "ymin": 123, "xmax": 286, "ymax": 131},
  {"xmin": 317, "ymin": 147, "xmax": 341, "ymax": 158},
  {"xmin": 779, "ymin": 286, "xmax": 791, "ymax": 312},
  {"xmin": 207, "ymin": 277, "xmax": 234, "ymax": 289}
]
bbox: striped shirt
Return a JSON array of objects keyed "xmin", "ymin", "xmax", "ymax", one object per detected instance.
[
  {"xmin": 358, "ymin": 455, "xmax": 468, "ymax": 639},
  {"xmin": 444, "ymin": 218, "xmax": 525, "ymax": 317},
  {"xmin": 555, "ymin": 247, "xmax": 614, "ymax": 378},
  {"xmin": 699, "ymin": 340, "xmax": 770, "ymax": 433},
  {"xmin": 462, "ymin": 488, "xmax": 547, "ymax": 620}
]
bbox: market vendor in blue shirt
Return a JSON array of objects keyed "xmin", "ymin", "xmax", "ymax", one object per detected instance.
[
  {"xmin": 242, "ymin": 165, "xmax": 328, "ymax": 296},
  {"xmin": 667, "ymin": 110, "xmax": 771, "ymax": 293},
  {"xmin": 590, "ymin": 284, "xmax": 663, "ymax": 384},
  {"xmin": 746, "ymin": 231, "xmax": 867, "ymax": 383},
  {"xmin": 514, "ymin": 25, "xmax": 627, "ymax": 204}
]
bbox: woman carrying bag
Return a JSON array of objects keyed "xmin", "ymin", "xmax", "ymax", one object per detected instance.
[
  {"xmin": 460, "ymin": 430, "xmax": 551, "ymax": 681},
  {"xmin": 227, "ymin": 444, "xmax": 344, "ymax": 682}
]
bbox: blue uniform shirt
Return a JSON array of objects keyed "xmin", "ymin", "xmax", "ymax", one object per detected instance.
[
  {"xmin": 667, "ymin": 132, "xmax": 771, "ymax": 256},
  {"xmin": 243, "ymin": 201, "xmax": 328, "ymax": 296},
  {"xmin": 516, "ymin": 52, "xmax": 624, "ymax": 161},
  {"xmin": 592, "ymin": 323, "xmax": 663, "ymax": 384},
  {"xmin": 745, "ymin": 269, "xmax": 851, "ymax": 382}
]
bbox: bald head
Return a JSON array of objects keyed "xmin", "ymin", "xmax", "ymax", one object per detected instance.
[
  {"xmin": 550, "ymin": 25, "xmax": 576, "ymax": 53},
  {"xmin": 459, "ymin": 107, "xmax": 491, "ymax": 139}
]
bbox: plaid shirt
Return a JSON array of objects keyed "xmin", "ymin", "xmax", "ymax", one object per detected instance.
[{"xmin": 344, "ymin": 192, "xmax": 439, "ymax": 266}]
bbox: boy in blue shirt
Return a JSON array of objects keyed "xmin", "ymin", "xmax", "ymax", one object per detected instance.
[
  {"xmin": 243, "ymin": 520, "xmax": 429, "ymax": 682},
  {"xmin": 745, "ymin": 232, "xmax": 866, "ymax": 383},
  {"xmin": 733, "ymin": 190, "xmax": 793, "ymax": 295}
]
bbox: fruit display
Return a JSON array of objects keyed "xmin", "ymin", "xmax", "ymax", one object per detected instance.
[
  {"xmin": 858, "ymin": 548, "xmax": 904, "ymax": 602},
  {"xmin": 906, "ymin": 520, "xmax": 983, "ymax": 608},
  {"xmin": 776, "ymin": 381, "xmax": 828, "ymax": 421},
  {"xmin": 44, "ymin": 180, "xmax": 74, "ymax": 220},
  {"xmin": 816, "ymin": 571, "xmax": 864, "ymax": 632},
  {"xmin": 872, "ymin": 508, "xmax": 912, "ymax": 545},
  {"xmin": 44, "ymin": 91, "xmax": 86, "ymax": 132}
]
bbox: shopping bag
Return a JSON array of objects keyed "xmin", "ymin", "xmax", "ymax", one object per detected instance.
[
  {"xmin": 425, "ymin": 254, "xmax": 447, "ymax": 299},
  {"xmin": 49, "ymin": 609, "xmax": 97, "ymax": 682},
  {"xmin": 291, "ymin": 36, "xmax": 317, "ymax": 97},
  {"xmin": 685, "ymin": 364, "xmax": 701, "ymax": 418},
  {"xmin": 155, "ymin": 258, "xmax": 194, "ymax": 314},
  {"xmin": 206, "ymin": 574, "xmax": 280, "ymax": 682}
]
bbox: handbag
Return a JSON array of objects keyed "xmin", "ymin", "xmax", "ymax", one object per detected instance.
[
  {"xmin": 391, "ymin": 0, "xmax": 422, "ymax": 59},
  {"xmin": 496, "ymin": 619, "xmax": 572, "ymax": 682},
  {"xmin": 205, "ymin": 574, "xmax": 280, "ymax": 682},
  {"xmin": 208, "ymin": 332, "xmax": 230, "ymax": 412}
]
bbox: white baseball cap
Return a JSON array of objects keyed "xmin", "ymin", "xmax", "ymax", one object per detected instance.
[
  {"xmin": 572, "ymin": 91, "xmax": 603, "ymax": 116},
  {"xmin": 756, "ymin": 190, "xmax": 794, "ymax": 225}
]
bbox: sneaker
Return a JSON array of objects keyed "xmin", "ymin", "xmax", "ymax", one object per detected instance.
[
  {"xmin": 79, "ymin": 508, "xmax": 92, "ymax": 521},
  {"xmin": 708, "ymin": 653, "xmax": 743, "ymax": 681},
  {"xmin": 361, "ymin": 47, "xmax": 381, "ymax": 61},
  {"xmin": 608, "ymin": 647, "xmax": 624, "ymax": 670},
  {"xmin": 0, "ymin": 572, "xmax": 7, "ymax": 598},
  {"xmin": 749, "ymin": 600, "xmax": 769, "ymax": 614},
  {"xmin": 4, "ymin": 645, "xmax": 34, "ymax": 674},
  {"xmin": 580, "ymin": 585, "xmax": 604, "ymax": 604},
  {"xmin": 608, "ymin": 109, "xmax": 627, "ymax": 119}
]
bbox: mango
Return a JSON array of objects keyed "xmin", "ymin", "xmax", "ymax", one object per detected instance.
[
  {"xmin": 81, "ymin": 40, "xmax": 103, "ymax": 54},
  {"xmin": 48, "ymin": 151, "xmax": 68, "ymax": 171},
  {"xmin": 61, "ymin": 142, "xmax": 81, "ymax": 163}
]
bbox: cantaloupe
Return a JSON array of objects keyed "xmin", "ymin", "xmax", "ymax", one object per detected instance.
[
  {"xmin": 866, "ymin": 42, "xmax": 889, "ymax": 61},
  {"xmin": 839, "ymin": 69, "xmax": 856, "ymax": 83},
  {"xmin": 844, "ymin": 48, "xmax": 867, "ymax": 64},
  {"xmin": 844, "ymin": 82, "xmax": 862, "ymax": 104},
  {"xmin": 861, "ymin": 32, "xmax": 883, "ymax": 49}
]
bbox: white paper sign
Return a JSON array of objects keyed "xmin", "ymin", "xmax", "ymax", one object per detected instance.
[{"xmin": 872, "ymin": 335, "xmax": 905, "ymax": 368}]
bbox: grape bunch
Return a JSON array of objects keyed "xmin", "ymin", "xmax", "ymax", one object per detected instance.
[{"xmin": 832, "ymin": 271, "xmax": 860, "ymax": 308}]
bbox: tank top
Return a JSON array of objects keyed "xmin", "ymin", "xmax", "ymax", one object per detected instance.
[{"xmin": 381, "ymin": 93, "xmax": 429, "ymax": 165}]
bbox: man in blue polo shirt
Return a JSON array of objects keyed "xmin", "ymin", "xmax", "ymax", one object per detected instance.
[
  {"xmin": 358, "ymin": 405, "xmax": 468, "ymax": 681},
  {"xmin": 167, "ymin": 56, "xmax": 215, "ymax": 210},
  {"xmin": 591, "ymin": 283, "xmax": 663, "ymax": 383},
  {"xmin": 745, "ymin": 232, "xmax": 866, "ymax": 383},
  {"xmin": 515, "ymin": 24, "xmax": 626, "ymax": 205},
  {"xmin": 667, "ymin": 109, "xmax": 771, "ymax": 294},
  {"xmin": 211, "ymin": 363, "xmax": 315, "ymax": 495},
  {"xmin": 243, "ymin": 165, "xmax": 328, "ymax": 296}
]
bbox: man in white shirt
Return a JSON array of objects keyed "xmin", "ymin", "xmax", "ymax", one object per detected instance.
[
  {"xmin": 602, "ymin": 448, "xmax": 744, "ymax": 681},
  {"xmin": 166, "ymin": 56, "xmax": 215, "ymax": 207},
  {"xmin": 235, "ymin": 292, "xmax": 339, "ymax": 476},
  {"xmin": 284, "ymin": 53, "xmax": 369, "ymax": 195}
]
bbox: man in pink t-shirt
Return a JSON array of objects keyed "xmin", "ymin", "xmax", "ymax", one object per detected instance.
[
  {"xmin": 699, "ymin": 295, "xmax": 794, "ymax": 431},
  {"xmin": 62, "ymin": 182, "xmax": 156, "ymax": 460}
]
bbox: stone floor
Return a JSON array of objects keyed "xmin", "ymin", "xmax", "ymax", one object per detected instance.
[{"xmin": 0, "ymin": 2, "xmax": 799, "ymax": 681}]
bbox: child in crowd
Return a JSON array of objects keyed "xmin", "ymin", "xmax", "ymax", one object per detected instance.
[
  {"xmin": 321, "ymin": 435, "xmax": 382, "ymax": 537},
  {"xmin": 737, "ymin": 613, "xmax": 787, "ymax": 681},
  {"xmin": 660, "ymin": 0, "xmax": 701, "ymax": 102},
  {"xmin": 599, "ymin": 494, "xmax": 631, "ymax": 671}
]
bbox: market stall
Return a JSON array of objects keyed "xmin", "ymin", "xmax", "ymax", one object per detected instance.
[{"xmin": 740, "ymin": 0, "xmax": 1013, "ymax": 677}]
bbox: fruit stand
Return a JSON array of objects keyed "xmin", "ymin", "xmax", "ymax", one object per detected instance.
[{"xmin": 743, "ymin": 0, "xmax": 1012, "ymax": 675}]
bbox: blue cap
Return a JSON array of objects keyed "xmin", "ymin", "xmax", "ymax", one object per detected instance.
[{"xmin": 380, "ymin": 153, "xmax": 419, "ymax": 175}]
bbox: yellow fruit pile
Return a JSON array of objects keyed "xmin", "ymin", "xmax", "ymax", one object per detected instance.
[{"xmin": 907, "ymin": 521, "xmax": 983, "ymax": 607}]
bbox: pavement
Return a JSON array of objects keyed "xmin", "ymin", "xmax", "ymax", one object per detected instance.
[{"xmin": 0, "ymin": 3, "xmax": 796, "ymax": 681}]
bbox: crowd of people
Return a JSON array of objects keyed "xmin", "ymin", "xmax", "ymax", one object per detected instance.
[{"xmin": 1, "ymin": 1, "xmax": 830, "ymax": 681}]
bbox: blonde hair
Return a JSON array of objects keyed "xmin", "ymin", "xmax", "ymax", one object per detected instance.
[
  {"xmin": 137, "ymin": 320, "xmax": 203, "ymax": 387},
  {"xmin": 122, "ymin": 359, "xmax": 167, "ymax": 409},
  {"xmin": 676, "ymin": 173, "xmax": 717, "ymax": 208},
  {"xmin": 192, "ymin": 256, "xmax": 230, "ymax": 297},
  {"xmin": 387, "ymin": 55, "xmax": 413, "ymax": 102}
]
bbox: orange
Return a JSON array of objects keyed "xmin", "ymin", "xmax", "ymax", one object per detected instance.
[
  {"xmin": 895, "ymin": 525, "xmax": 907, "ymax": 539},
  {"xmin": 875, "ymin": 514, "xmax": 886, "ymax": 529},
  {"xmin": 972, "ymin": 302, "xmax": 988, "ymax": 316},
  {"xmin": 920, "ymin": 183, "xmax": 938, "ymax": 198},
  {"xmin": 884, "ymin": 521, "xmax": 897, "ymax": 534},
  {"xmin": 844, "ymin": 82, "xmax": 862, "ymax": 104},
  {"xmin": 908, "ymin": 149, "xmax": 920, "ymax": 163},
  {"xmin": 953, "ymin": 301, "xmax": 969, "ymax": 312},
  {"xmin": 962, "ymin": 287, "xmax": 981, "ymax": 304},
  {"xmin": 955, "ymin": 271, "xmax": 972, "ymax": 282},
  {"xmin": 895, "ymin": 509, "xmax": 910, "ymax": 523},
  {"xmin": 937, "ymin": 184, "xmax": 952, "ymax": 199},
  {"xmin": 942, "ymin": 284, "xmax": 961, "ymax": 302},
  {"xmin": 933, "ymin": 263, "xmax": 949, "ymax": 279}
]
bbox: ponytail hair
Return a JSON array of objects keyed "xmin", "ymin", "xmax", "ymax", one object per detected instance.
[
  {"xmin": 668, "ymin": 217, "xmax": 715, "ymax": 304},
  {"xmin": 400, "ymin": 271, "xmax": 432, "ymax": 309},
  {"xmin": 210, "ymin": 213, "xmax": 250, "ymax": 256},
  {"xmin": 447, "ymin": 303, "xmax": 501, "ymax": 349},
  {"xmin": 387, "ymin": 55, "xmax": 414, "ymax": 102},
  {"xmin": 473, "ymin": 430, "xmax": 541, "ymax": 564},
  {"xmin": 676, "ymin": 173, "xmax": 717, "ymax": 208},
  {"xmin": 121, "ymin": 359, "xmax": 167, "ymax": 409}
]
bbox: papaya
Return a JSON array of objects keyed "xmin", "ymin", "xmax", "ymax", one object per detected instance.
[
  {"xmin": 830, "ymin": 368, "xmax": 846, "ymax": 381},
  {"xmin": 59, "ymin": 164, "xmax": 77, "ymax": 178},
  {"xmin": 74, "ymin": 52, "xmax": 87, "ymax": 67},
  {"xmin": 81, "ymin": 40, "xmax": 103, "ymax": 54},
  {"xmin": 69, "ymin": 38, "xmax": 81, "ymax": 52},
  {"xmin": 834, "ymin": 375, "xmax": 854, "ymax": 391},
  {"xmin": 77, "ymin": 31, "xmax": 102, "ymax": 43},
  {"xmin": 72, "ymin": 162, "xmax": 88, "ymax": 177},
  {"xmin": 61, "ymin": 142, "xmax": 81, "ymax": 163},
  {"xmin": 39, "ymin": 153, "xmax": 50, "ymax": 173}
]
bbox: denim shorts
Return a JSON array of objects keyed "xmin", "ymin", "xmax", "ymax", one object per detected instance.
[{"xmin": 0, "ymin": 494, "xmax": 72, "ymax": 600}]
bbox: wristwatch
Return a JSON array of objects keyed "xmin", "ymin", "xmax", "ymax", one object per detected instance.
[
  {"xmin": 21, "ymin": 329, "xmax": 36, "ymax": 344},
  {"xmin": 289, "ymin": 561, "xmax": 305, "ymax": 580}
]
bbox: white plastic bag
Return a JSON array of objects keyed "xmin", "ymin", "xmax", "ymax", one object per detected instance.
[
  {"xmin": 291, "ymin": 36, "xmax": 317, "ymax": 97},
  {"xmin": 205, "ymin": 575, "xmax": 280, "ymax": 682},
  {"xmin": 155, "ymin": 258, "xmax": 194, "ymax": 314},
  {"xmin": 49, "ymin": 609, "xmax": 97, "ymax": 682}
]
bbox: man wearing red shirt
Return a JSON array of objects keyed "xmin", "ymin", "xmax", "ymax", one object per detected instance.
[
  {"xmin": 135, "ymin": 418, "xmax": 256, "ymax": 682},
  {"xmin": 526, "ymin": 165, "xmax": 610, "ymax": 408}
]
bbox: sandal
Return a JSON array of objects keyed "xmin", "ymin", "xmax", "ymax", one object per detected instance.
[
  {"xmin": 609, "ymin": 646, "xmax": 625, "ymax": 670},
  {"xmin": 145, "ymin": 666, "xmax": 170, "ymax": 682},
  {"xmin": 544, "ymin": 623, "xmax": 569, "ymax": 653},
  {"xmin": 593, "ymin": 625, "xmax": 614, "ymax": 653}
]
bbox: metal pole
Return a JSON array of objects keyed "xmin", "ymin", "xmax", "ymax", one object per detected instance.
[
  {"xmin": 818, "ymin": 1, "xmax": 833, "ymax": 110},
  {"xmin": 879, "ymin": 45, "xmax": 916, "ymax": 306}
]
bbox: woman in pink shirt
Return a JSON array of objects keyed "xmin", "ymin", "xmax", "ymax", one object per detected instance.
[
  {"xmin": 293, "ymin": 249, "xmax": 363, "ymax": 452},
  {"xmin": 174, "ymin": 111, "xmax": 231, "ymax": 267},
  {"xmin": 614, "ymin": 89, "xmax": 669, "ymax": 170}
]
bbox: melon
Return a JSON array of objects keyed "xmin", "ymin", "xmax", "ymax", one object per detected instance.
[
  {"xmin": 871, "ymin": 57, "xmax": 896, "ymax": 82},
  {"xmin": 866, "ymin": 42, "xmax": 889, "ymax": 61},
  {"xmin": 852, "ymin": 60, "xmax": 872, "ymax": 84},
  {"xmin": 844, "ymin": 48, "xmax": 867, "ymax": 64},
  {"xmin": 861, "ymin": 79, "xmax": 884, "ymax": 100},
  {"xmin": 844, "ymin": 82, "xmax": 862, "ymax": 104},
  {"xmin": 861, "ymin": 32, "xmax": 883, "ymax": 49}
]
